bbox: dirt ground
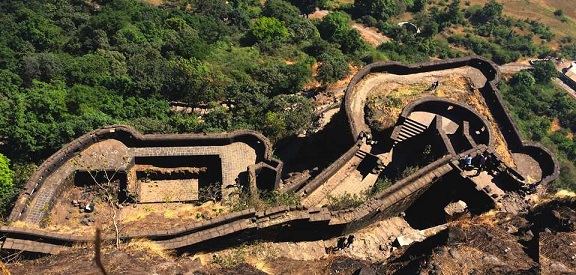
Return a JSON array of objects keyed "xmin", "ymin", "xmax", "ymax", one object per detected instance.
[
  {"xmin": 357, "ymin": 67, "xmax": 516, "ymax": 166},
  {"xmin": 7, "ymin": 196, "xmax": 575, "ymax": 274},
  {"xmin": 309, "ymin": 10, "xmax": 391, "ymax": 47},
  {"xmin": 44, "ymin": 185, "xmax": 229, "ymax": 237}
]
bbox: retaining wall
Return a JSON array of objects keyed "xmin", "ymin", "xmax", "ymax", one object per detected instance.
[
  {"xmin": 8, "ymin": 125, "xmax": 281, "ymax": 222},
  {"xmin": 342, "ymin": 56, "xmax": 558, "ymax": 188},
  {"xmin": 3, "ymin": 57, "xmax": 560, "ymax": 256}
]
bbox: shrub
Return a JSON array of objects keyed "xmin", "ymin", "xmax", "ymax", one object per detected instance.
[{"xmin": 327, "ymin": 192, "xmax": 364, "ymax": 210}]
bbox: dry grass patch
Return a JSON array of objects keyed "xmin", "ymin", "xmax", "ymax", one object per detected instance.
[
  {"xmin": 8, "ymin": 220, "xmax": 96, "ymax": 235},
  {"xmin": 466, "ymin": 0, "xmax": 576, "ymax": 49},
  {"xmin": 120, "ymin": 201, "xmax": 229, "ymax": 224},
  {"xmin": 365, "ymin": 82, "xmax": 429, "ymax": 129},
  {"xmin": 555, "ymin": 189, "xmax": 576, "ymax": 198},
  {"xmin": 363, "ymin": 71, "xmax": 516, "ymax": 166},
  {"xmin": 125, "ymin": 239, "xmax": 173, "ymax": 259},
  {"xmin": 140, "ymin": 0, "xmax": 164, "ymax": 5}
]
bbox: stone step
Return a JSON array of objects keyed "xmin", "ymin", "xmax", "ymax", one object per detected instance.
[
  {"xmin": 399, "ymin": 124, "xmax": 423, "ymax": 136},
  {"xmin": 355, "ymin": 150, "xmax": 368, "ymax": 159},
  {"xmin": 393, "ymin": 118, "xmax": 429, "ymax": 145},
  {"xmin": 397, "ymin": 130, "xmax": 415, "ymax": 140},
  {"xmin": 404, "ymin": 118, "xmax": 428, "ymax": 132}
]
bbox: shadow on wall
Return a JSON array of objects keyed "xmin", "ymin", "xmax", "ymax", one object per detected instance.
[
  {"xmin": 403, "ymin": 171, "xmax": 495, "ymax": 230},
  {"xmin": 8, "ymin": 125, "xmax": 282, "ymax": 222},
  {"xmin": 343, "ymin": 56, "xmax": 558, "ymax": 188}
]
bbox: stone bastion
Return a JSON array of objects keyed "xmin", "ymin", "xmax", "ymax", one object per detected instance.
[{"xmin": 0, "ymin": 56, "xmax": 559, "ymax": 256}]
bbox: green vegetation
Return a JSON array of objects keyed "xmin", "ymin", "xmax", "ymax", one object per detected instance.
[
  {"xmin": 326, "ymin": 192, "xmax": 364, "ymax": 210},
  {"xmin": 370, "ymin": 177, "xmax": 393, "ymax": 195},
  {"xmin": 230, "ymin": 189, "xmax": 301, "ymax": 212},
  {"xmin": 501, "ymin": 63, "xmax": 576, "ymax": 191},
  {"xmin": 2, "ymin": 0, "xmax": 576, "ymax": 216},
  {"xmin": 0, "ymin": 0, "xmax": 352, "ymax": 215},
  {"xmin": 0, "ymin": 154, "xmax": 15, "ymax": 220}
]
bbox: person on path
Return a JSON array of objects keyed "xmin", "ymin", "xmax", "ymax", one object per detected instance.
[
  {"xmin": 474, "ymin": 153, "xmax": 488, "ymax": 176},
  {"xmin": 462, "ymin": 154, "xmax": 473, "ymax": 170}
]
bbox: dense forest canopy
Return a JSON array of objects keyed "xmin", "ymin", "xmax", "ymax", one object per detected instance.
[{"xmin": 1, "ymin": 0, "xmax": 576, "ymax": 217}]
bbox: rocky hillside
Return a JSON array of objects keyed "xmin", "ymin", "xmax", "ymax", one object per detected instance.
[{"xmin": 5, "ymin": 195, "xmax": 575, "ymax": 274}]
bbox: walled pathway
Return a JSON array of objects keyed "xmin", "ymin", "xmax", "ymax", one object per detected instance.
[
  {"xmin": 350, "ymin": 67, "xmax": 488, "ymax": 138},
  {"xmin": 302, "ymin": 143, "xmax": 377, "ymax": 208},
  {"xmin": 24, "ymin": 140, "xmax": 131, "ymax": 224},
  {"xmin": 461, "ymin": 170, "xmax": 505, "ymax": 201},
  {"xmin": 301, "ymin": 154, "xmax": 364, "ymax": 208},
  {"xmin": 338, "ymin": 217, "xmax": 414, "ymax": 261},
  {"xmin": 22, "ymin": 141, "xmax": 256, "ymax": 224}
]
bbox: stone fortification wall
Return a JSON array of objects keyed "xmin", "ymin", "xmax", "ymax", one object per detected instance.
[
  {"xmin": 8, "ymin": 125, "xmax": 280, "ymax": 222},
  {"xmin": 393, "ymin": 97, "xmax": 493, "ymax": 148},
  {"xmin": 330, "ymin": 154, "xmax": 455, "ymax": 233},
  {"xmin": 435, "ymin": 115, "xmax": 457, "ymax": 156},
  {"xmin": 295, "ymin": 140, "xmax": 362, "ymax": 197},
  {"xmin": 344, "ymin": 56, "xmax": 488, "ymax": 140},
  {"xmin": 342, "ymin": 56, "xmax": 558, "ymax": 187},
  {"xmin": 2, "ymin": 57, "xmax": 560, "ymax": 256},
  {"xmin": 559, "ymin": 73, "xmax": 576, "ymax": 92}
]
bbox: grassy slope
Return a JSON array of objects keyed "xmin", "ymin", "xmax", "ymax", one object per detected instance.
[{"xmin": 466, "ymin": 0, "xmax": 576, "ymax": 50}]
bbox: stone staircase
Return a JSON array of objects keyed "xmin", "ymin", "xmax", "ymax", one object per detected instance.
[
  {"xmin": 393, "ymin": 118, "xmax": 428, "ymax": 146},
  {"xmin": 355, "ymin": 150, "xmax": 368, "ymax": 159}
]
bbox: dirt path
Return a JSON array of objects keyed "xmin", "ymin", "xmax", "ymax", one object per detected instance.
[
  {"xmin": 499, "ymin": 64, "xmax": 531, "ymax": 74},
  {"xmin": 309, "ymin": 10, "xmax": 391, "ymax": 47},
  {"xmin": 352, "ymin": 24, "xmax": 390, "ymax": 47}
]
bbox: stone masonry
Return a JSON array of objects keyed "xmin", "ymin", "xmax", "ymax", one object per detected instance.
[
  {"xmin": 130, "ymin": 142, "xmax": 257, "ymax": 199},
  {"xmin": 139, "ymin": 179, "xmax": 199, "ymax": 202},
  {"xmin": 23, "ymin": 141, "xmax": 256, "ymax": 224}
]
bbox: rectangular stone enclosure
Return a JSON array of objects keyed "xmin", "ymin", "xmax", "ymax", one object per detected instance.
[{"xmin": 138, "ymin": 179, "xmax": 199, "ymax": 202}]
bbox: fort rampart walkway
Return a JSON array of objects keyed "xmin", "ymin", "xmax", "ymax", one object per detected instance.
[{"xmin": 1, "ymin": 56, "xmax": 559, "ymax": 255}]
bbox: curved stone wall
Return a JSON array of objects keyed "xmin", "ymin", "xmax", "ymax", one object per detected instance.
[
  {"xmin": 396, "ymin": 97, "xmax": 493, "ymax": 148},
  {"xmin": 342, "ymin": 56, "xmax": 558, "ymax": 187},
  {"xmin": 8, "ymin": 125, "xmax": 280, "ymax": 222},
  {"xmin": 2, "ymin": 57, "xmax": 560, "ymax": 256}
]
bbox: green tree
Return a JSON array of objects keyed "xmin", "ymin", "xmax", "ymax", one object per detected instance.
[
  {"xmin": 554, "ymin": 9, "xmax": 563, "ymax": 17},
  {"xmin": 165, "ymin": 57, "xmax": 228, "ymax": 103},
  {"xmin": 0, "ymin": 154, "xmax": 14, "ymax": 196},
  {"xmin": 251, "ymin": 17, "xmax": 289, "ymax": 43},
  {"xmin": 269, "ymin": 94, "xmax": 313, "ymax": 134},
  {"xmin": 470, "ymin": 0, "xmax": 503, "ymax": 25},
  {"xmin": 263, "ymin": 0, "xmax": 301, "ymax": 24},
  {"xmin": 203, "ymin": 106, "xmax": 232, "ymax": 132},
  {"xmin": 317, "ymin": 11, "xmax": 367, "ymax": 54},
  {"xmin": 317, "ymin": 50, "xmax": 350, "ymax": 84},
  {"xmin": 511, "ymin": 71, "xmax": 536, "ymax": 87},
  {"xmin": 317, "ymin": 11, "xmax": 351, "ymax": 41},
  {"xmin": 355, "ymin": 0, "xmax": 399, "ymax": 21},
  {"xmin": 0, "ymin": 153, "xmax": 15, "ymax": 216},
  {"xmin": 288, "ymin": 0, "xmax": 326, "ymax": 16},
  {"xmin": 531, "ymin": 61, "xmax": 558, "ymax": 84}
]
